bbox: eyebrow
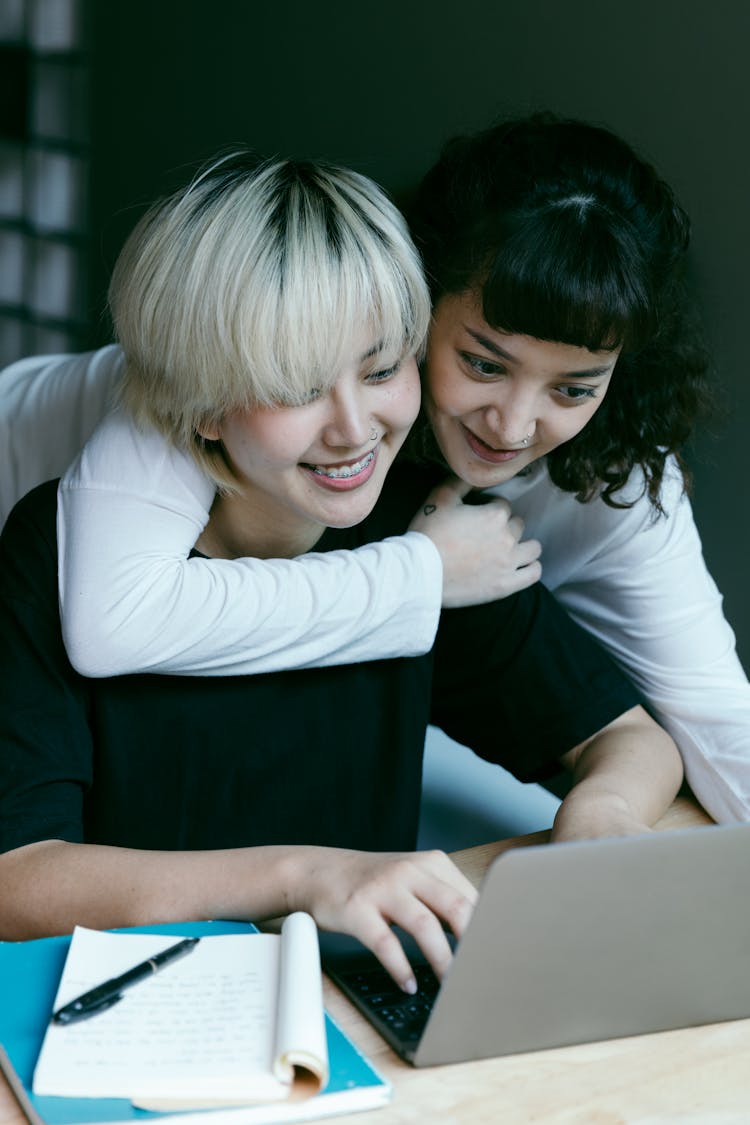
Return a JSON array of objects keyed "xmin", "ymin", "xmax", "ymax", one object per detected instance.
[
  {"xmin": 361, "ymin": 340, "xmax": 385, "ymax": 361},
  {"xmin": 465, "ymin": 326, "xmax": 615, "ymax": 379}
]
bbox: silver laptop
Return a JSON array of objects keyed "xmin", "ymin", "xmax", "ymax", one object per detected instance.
[{"xmin": 323, "ymin": 823, "xmax": 750, "ymax": 1066}]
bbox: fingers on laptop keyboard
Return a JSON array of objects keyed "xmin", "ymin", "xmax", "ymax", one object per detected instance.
[{"xmin": 366, "ymin": 851, "xmax": 477, "ymax": 990}]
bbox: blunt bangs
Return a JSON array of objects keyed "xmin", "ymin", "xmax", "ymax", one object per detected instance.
[
  {"xmin": 480, "ymin": 197, "xmax": 655, "ymax": 354},
  {"xmin": 253, "ymin": 164, "xmax": 430, "ymax": 409},
  {"xmin": 112, "ymin": 153, "xmax": 430, "ymax": 473}
]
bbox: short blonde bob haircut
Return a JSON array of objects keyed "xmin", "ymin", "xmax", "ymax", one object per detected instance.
[{"xmin": 110, "ymin": 150, "xmax": 431, "ymax": 488}]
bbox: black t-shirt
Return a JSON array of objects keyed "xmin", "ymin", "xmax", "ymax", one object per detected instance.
[{"xmin": 0, "ymin": 470, "xmax": 640, "ymax": 856}]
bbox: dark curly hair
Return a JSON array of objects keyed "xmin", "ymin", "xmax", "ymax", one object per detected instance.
[{"xmin": 409, "ymin": 112, "xmax": 712, "ymax": 511}]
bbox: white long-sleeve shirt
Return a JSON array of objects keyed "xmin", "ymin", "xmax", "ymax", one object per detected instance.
[
  {"xmin": 489, "ymin": 462, "xmax": 750, "ymax": 824},
  {"xmin": 0, "ymin": 347, "xmax": 122, "ymax": 527},
  {"xmin": 57, "ymin": 408, "xmax": 444, "ymax": 677},
  {"xmin": 7, "ymin": 347, "xmax": 747, "ymax": 823}
]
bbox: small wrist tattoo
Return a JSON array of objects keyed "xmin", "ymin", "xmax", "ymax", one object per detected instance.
[{"xmin": 423, "ymin": 504, "xmax": 437, "ymax": 516}]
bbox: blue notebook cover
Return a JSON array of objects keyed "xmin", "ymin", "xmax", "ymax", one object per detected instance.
[{"xmin": 0, "ymin": 921, "xmax": 390, "ymax": 1125}]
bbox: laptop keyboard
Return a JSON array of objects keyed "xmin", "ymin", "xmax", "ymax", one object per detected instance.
[{"xmin": 333, "ymin": 962, "xmax": 440, "ymax": 1046}]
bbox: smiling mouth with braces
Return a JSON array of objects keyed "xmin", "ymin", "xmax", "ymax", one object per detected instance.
[{"xmin": 307, "ymin": 450, "xmax": 375, "ymax": 479}]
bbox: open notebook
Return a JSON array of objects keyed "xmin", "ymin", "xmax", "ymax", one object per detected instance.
[
  {"xmin": 0, "ymin": 920, "xmax": 390, "ymax": 1125},
  {"xmin": 323, "ymin": 823, "xmax": 750, "ymax": 1066}
]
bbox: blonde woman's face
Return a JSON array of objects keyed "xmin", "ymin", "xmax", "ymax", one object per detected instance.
[
  {"xmin": 204, "ymin": 333, "xmax": 421, "ymax": 536},
  {"xmin": 423, "ymin": 290, "xmax": 620, "ymax": 489}
]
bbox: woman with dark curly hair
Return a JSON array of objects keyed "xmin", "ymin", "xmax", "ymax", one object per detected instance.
[
  {"xmin": 43, "ymin": 114, "xmax": 747, "ymax": 823},
  {"xmin": 403, "ymin": 116, "xmax": 748, "ymax": 821},
  {"xmin": 409, "ymin": 113, "xmax": 710, "ymax": 511}
]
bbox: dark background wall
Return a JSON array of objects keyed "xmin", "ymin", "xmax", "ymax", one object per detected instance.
[{"xmin": 83, "ymin": 0, "xmax": 748, "ymax": 668}]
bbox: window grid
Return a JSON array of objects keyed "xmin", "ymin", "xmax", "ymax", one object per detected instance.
[{"xmin": 0, "ymin": 0, "xmax": 89, "ymax": 367}]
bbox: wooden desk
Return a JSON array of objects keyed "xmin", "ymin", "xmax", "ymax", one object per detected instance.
[{"xmin": 3, "ymin": 799, "xmax": 747, "ymax": 1125}]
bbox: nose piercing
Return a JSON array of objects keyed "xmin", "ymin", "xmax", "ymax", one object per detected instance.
[{"xmin": 370, "ymin": 427, "xmax": 378, "ymax": 442}]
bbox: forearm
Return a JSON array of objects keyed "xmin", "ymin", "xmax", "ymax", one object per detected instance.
[
  {"xmin": 0, "ymin": 840, "xmax": 304, "ymax": 940},
  {"xmin": 58, "ymin": 411, "xmax": 443, "ymax": 677},
  {"xmin": 0, "ymin": 840, "xmax": 476, "ymax": 992},
  {"xmin": 552, "ymin": 706, "xmax": 684, "ymax": 842},
  {"xmin": 59, "ymin": 488, "xmax": 442, "ymax": 677}
]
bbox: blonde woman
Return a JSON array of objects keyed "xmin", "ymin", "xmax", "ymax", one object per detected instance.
[{"xmin": 0, "ymin": 151, "xmax": 680, "ymax": 990}]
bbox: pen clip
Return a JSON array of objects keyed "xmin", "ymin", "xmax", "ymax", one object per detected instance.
[{"xmin": 53, "ymin": 992, "xmax": 123, "ymax": 1025}]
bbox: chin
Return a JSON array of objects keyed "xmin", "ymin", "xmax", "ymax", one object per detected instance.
[
  {"xmin": 321, "ymin": 489, "xmax": 383, "ymax": 529},
  {"xmin": 454, "ymin": 458, "xmax": 510, "ymax": 489},
  {"xmin": 323, "ymin": 505, "xmax": 377, "ymax": 530}
]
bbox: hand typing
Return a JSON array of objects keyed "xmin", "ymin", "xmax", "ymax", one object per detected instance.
[{"xmin": 287, "ymin": 846, "xmax": 477, "ymax": 993}]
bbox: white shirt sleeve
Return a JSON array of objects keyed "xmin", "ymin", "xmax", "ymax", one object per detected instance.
[
  {"xmin": 493, "ymin": 460, "xmax": 750, "ymax": 824},
  {"xmin": 57, "ymin": 409, "xmax": 443, "ymax": 679},
  {"xmin": 0, "ymin": 346, "xmax": 123, "ymax": 527}
]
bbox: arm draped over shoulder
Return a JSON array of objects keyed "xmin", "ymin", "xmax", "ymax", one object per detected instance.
[{"xmin": 57, "ymin": 408, "xmax": 443, "ymax": 678}]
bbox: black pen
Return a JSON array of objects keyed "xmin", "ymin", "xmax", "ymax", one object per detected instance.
[{"xmin": 52, "ymin": 936, "xmax": 200, "ymax": 1025}]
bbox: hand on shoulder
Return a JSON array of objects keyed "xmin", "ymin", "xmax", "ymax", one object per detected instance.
[{"xmin": 409, "ymin": 476, "xmax": 542, "ymax": 607}]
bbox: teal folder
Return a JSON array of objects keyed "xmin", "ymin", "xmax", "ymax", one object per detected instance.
[{"xmin": 0, "ymin": 921, "xmax": 390, "ymax": 1125}]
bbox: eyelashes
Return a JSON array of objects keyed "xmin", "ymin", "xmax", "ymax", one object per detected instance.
[
  {"xmin": 366, "ymin": 362, "xmax": 400, "ymax": 383},
  {"xmin": 461, "ymin": 352, "xmax": 601, "ymax": 403}
]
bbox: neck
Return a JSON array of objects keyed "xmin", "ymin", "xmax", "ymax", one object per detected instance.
[{"xmin": 195, "ymin": 490, "xmax": 325, "ymax": 560}]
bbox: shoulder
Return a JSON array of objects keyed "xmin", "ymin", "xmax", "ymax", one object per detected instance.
[
  {"xmin": 61, "ymin": 406, "xmax": 216, "ymax": 513},
  {"xmin": 0, "ymin": 480, "xmax": 59, "ymax": 600},
  {"xmin": 65, "ymin": 406, "xmax": 178, "ymax": 483},
  {"xmin": 2, "ymin": 478, "xmax": 58, "ymax": 545},
  {"xmin": 0, "ymin": 347, "xmax": 123, "ymax": 461},
  {"xmin": 488, "ymin": 457, "xmax": 690, "ymax": 587},
  {"xmin": 0, "ymin": 345, "xmax": 122, "ymax": 407},
  {"xmin": 0, "ymin": 348, "xmax": 124, "ymax": 525}
]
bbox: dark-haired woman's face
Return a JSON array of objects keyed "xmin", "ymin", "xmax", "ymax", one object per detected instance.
[{"xmin": 423, "ymin": 290, "xmax": 619, "ymax": 489}]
